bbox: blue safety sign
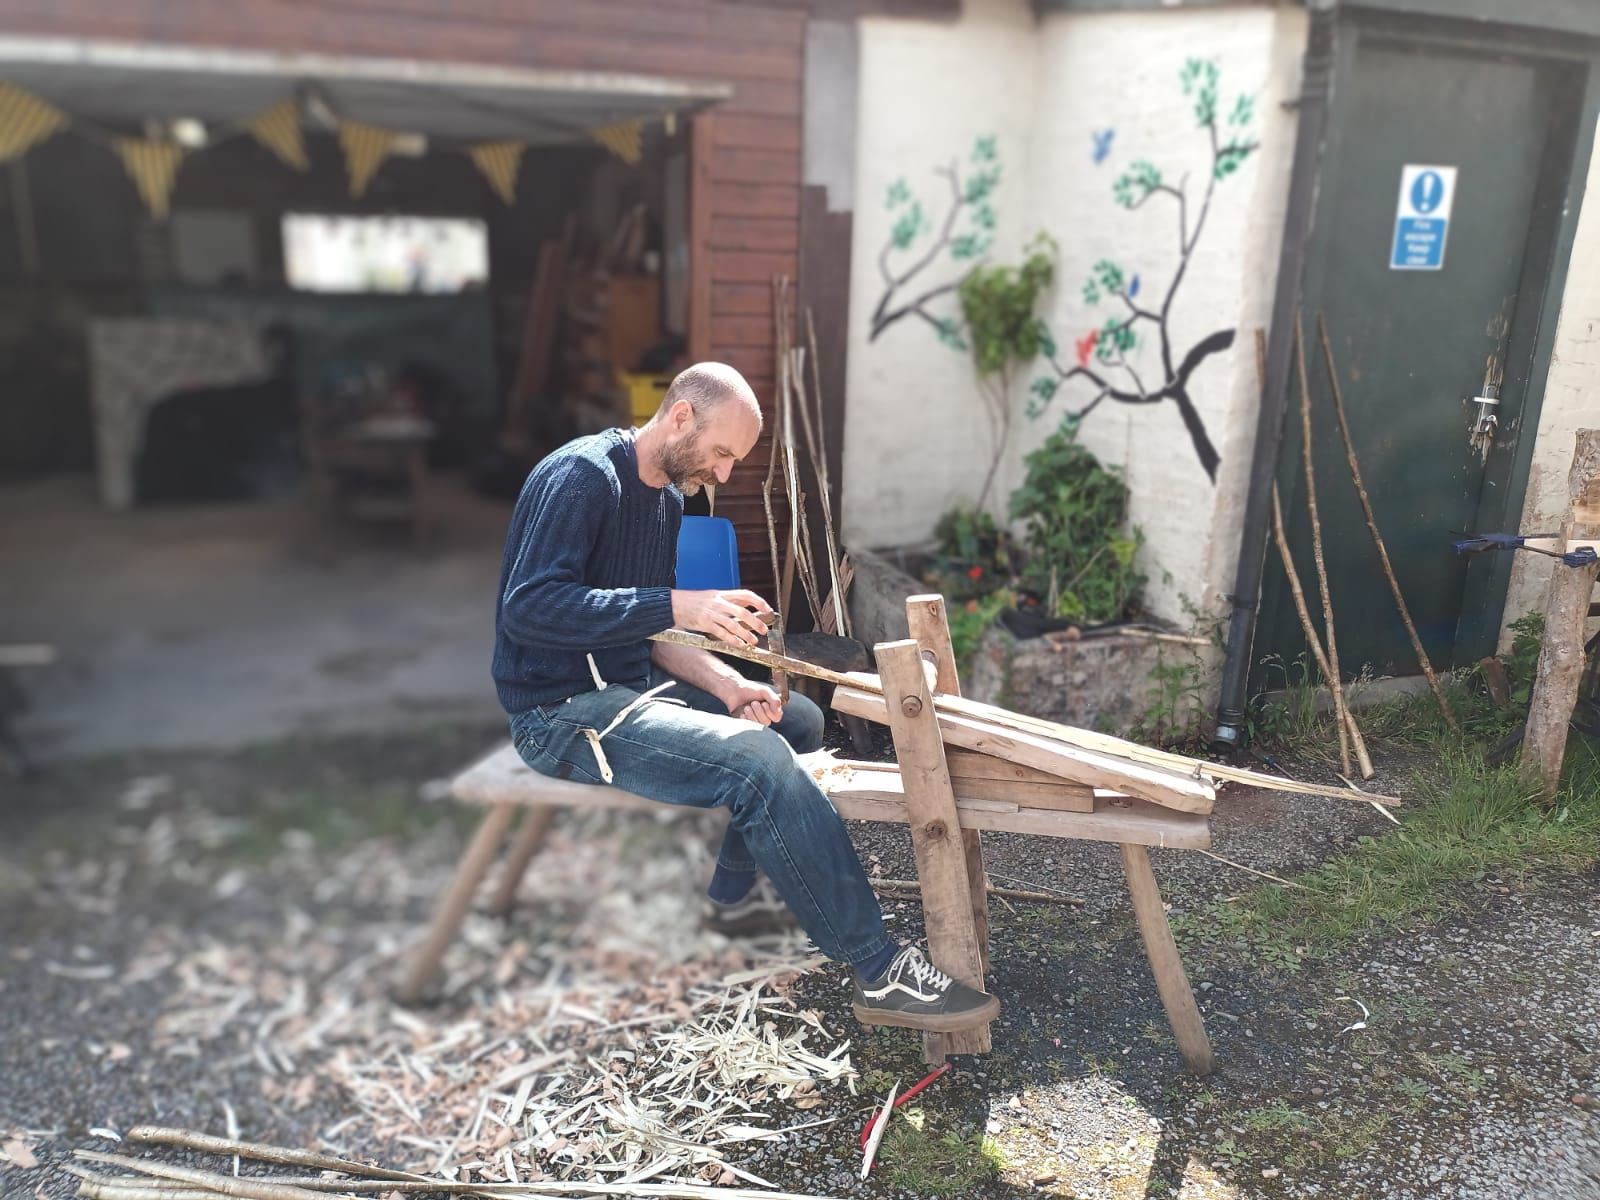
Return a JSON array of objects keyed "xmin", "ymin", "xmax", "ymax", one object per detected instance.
[{"xmin": 1390, "ymin": 164, "xmax": 1457, "ymax": 271}]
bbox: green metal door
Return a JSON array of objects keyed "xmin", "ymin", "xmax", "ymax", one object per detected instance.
[{"xmin": 1259, "ymin": 22, "xmax": 1586, "ymax": 682}]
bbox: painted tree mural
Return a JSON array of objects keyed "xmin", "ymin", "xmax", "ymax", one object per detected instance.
[
  {"xmin": 868, "ymin": 134, "xmax": 1001, "ymax": 346},
  {"xmin": 1029, "ymin": 59, "xmax": 1259, "ymax": 482},
  {"xmin": 868, "ymin": 60, "xmax": 1259, "ymax": 489}
]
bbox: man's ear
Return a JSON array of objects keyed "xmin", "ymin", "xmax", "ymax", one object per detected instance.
[{"xmin": 669, "ymin": 398, "xmax": 695, "ymax": 432}]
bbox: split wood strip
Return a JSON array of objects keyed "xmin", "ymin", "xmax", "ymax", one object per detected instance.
[
  {"xmin": 649, "ymin": 629, "xmax": 1398, "ymax": 806},
  {"xmin": 75, "ymin": 1151, "xmax": 846, "ymax": 1200},
  {"xmin": 877, "ymin": 640, "xmax": 991, "ymax": 1056},
  {"xmin": 833, "ymin": 686, "xmax": 1213, "ymax": 814},
  {"xmin": 1294, "ymin": 320, "xmax": 1365, "ymax": 778},
  {"xmin": 1317, "ymin": 312, "xmax": 1459, "ymax": 733},
  {"xmin": 838, "ymin": 760, "xmax": 1093, "ymax": 813}
]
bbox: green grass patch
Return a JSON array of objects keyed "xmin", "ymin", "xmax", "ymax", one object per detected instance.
[
  {"xmin": 878, "ymin": 1108, "xmax": 1005, "ymax": 1196},
  {"xmin": 1176, "ymin": 738, "xmax": 1600, "ymax": 971}
]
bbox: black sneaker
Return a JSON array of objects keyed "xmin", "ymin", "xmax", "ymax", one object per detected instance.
[
  {"xmin": 701, "ymin": 877, "xmax": 799, "ymax": 938},
  {"xmin": 852, "ymin": 945, "xmax": 1001, "ymax": 1033}
]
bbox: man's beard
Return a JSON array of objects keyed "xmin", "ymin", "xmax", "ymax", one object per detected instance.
[{"xmin": 657, "ymin": 429, "xmax": 719, "ymax": 495}]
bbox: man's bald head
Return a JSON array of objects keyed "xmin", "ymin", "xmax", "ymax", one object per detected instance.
[
  {"xmin": 655, "ymin": 362, "xmax": 762, "ymax": 429},
  {"xmin": 642, "ymin": 362, "xmax": 763, "ymax": 496}
]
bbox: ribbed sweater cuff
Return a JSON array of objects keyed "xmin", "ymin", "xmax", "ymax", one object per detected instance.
[{"xmin": 633, "ymin": 586, "xmax": 676, "ymax": 636}]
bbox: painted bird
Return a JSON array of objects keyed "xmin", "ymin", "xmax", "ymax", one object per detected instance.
[{"xmin": 1451, "ymin": 532, "xmax": 1599, "ymax": 568}]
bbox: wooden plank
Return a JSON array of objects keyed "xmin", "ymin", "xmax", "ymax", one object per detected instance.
[
  {"xmin": 877, "ymin": 640, "xmax": 991, "ymax": 1056},
  {"xmin": 713, "ymin": 113, "xmax": 803, "ymax": 152},
  {"xmin": 710, "ymin": 147, "xmax": 802, "ymax": 185},
  {"xmin": 1120, "ymin": 844, "xmax": 1215, "ymax": 1075},
  {"xmin": 450, "ymin": 745, "xmax": 1202, "ymax": 846},
  {"xmin": 706, "ymin": 220, "xmax": 801, "ymax": 256},
  {"xmin": 906, "ymin": 593, "xmax": 992, "ymax": 1061},
  {"xmin": 828, "ymin": 776, "xmax": 1210, "ymax": 850},
  {"xmin": 711, "ymin": 249, "xmax": 803, "ymax": 282},
  {"xmin": 833, "ymin": 686, "xmax": 1215, "ymax": 815},
  {"xmin": 712, "ymin": 283, "xmax": 774, "ymax": 315},
  {"xmin": 710, "ymin": 184, "xmax": 802, "ymax": 220},
  {"xmin": 945, "ymin": 749, "xmax": 1068, "ymax": 787}
]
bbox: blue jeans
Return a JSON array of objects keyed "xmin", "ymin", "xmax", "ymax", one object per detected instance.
[{"xmin": 508, "ymin": 669, "xmax": 893, "ymax": 969}]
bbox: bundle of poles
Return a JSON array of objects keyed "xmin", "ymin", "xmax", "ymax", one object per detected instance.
[
  {"xmin": 64, "ymin": 1127, "xmax": 844, "ymax": 1200},
  {"xmin": 1260, "ymin": 316, "xmax": 1461, "ymax": 783}
]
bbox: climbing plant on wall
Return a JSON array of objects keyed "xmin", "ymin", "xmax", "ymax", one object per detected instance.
[{"xmin": 1028, "ymin": 58, "xmax": 1259, "ymax": 482}]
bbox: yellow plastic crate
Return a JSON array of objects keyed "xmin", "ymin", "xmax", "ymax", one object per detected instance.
[{"xmin": 619, "ymin": 371, "xmax": 671, "ymax": 423}]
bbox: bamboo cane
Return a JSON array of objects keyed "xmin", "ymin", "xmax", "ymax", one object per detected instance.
[{"xmin": 1315, "ymin": 312, "xmax": 1459, "ymax": 733}]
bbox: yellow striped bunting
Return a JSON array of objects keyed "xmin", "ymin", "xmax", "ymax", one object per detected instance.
[
  {"xmin": 114, "ymin": 138, "xmax": 186, "ymax": 218},
  {"xmin": 247, "ymin": 97, "xmax": 308, "ymax": 171},
  {"xmin": 339, "ymin": 119, "xmax": 395, "ymax": 197},
  {"xmin": 589, "ymin": 118, "xmax": 644, "ymax": 165},
  {"xmin": 0, "ymin": 82, "xmax": 67, "ymax": 162},
  {"xmin": 468, "ymin": 140, "xmax": 524, "ymax": 206}
]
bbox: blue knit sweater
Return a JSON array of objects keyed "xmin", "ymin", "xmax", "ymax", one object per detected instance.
[{"xmin": 492, "ymin": 428, "xmax": 681, "ymax": 713}]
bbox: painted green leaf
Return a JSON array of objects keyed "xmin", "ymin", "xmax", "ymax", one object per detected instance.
[
  {"xmin": 972, "ymin": 134, "xmax": 998, "ymax": 163},
  {"xmin": 891, "ymin": 200, "xmax": 926, "ymax": 249},
  {"xmin": 1230, "ymin": 93, "xmax": 1256, "ymax": 128},
  {"xmin": 1112, "ymin": 160, "xmax": 1163, "ymax": 209},
  {"xmin": 886, "ymin": 177, "xmax": 911, "ymax": 208}
]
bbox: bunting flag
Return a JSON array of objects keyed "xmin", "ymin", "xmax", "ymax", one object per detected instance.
[
  {"xmin": 589, "ymin": 118, "xmax": 644, "ymax": 165},
  {"xmin": 247, "ymin": 97, "xmax": 308, "ymax": 171},
  {"xmin": 339, "ymin": 119, "xmax": 395, "ymax": 197},
  {"xmin": 114, "ymin": 137, "xmax": 186, "ymax": 218},
  {"xmin": 0, "ymin": 82, "xmax": 68, "ymax": 162},
  {"xmin": 468, "ymin": 139, "xmax": 525, "ymax": 206}
]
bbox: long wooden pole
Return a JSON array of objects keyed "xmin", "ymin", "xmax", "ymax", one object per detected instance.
[
  {"xmin": 1316, "ymin": 313, "xmax": 1458, "ymax": 732},
  {"xmin": 1255, "ymin": 330, "xmax": 1371, "ymax": 771},
  {"xmin": 649, "ymin": 629, "xmax": 1399, "ymax": 805},
  {"xmin": 1295, "ymin": 321, "xmax": 1371, "ymax": 778},
  {"xmin": 1521, "ymin": 429, "xmax": 1600, "ymax": 802}
]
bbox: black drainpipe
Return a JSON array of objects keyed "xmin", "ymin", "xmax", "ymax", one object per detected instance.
[{"xmin": 1211, "ymin": 1, "xmax": 1338, "ymax": 750}]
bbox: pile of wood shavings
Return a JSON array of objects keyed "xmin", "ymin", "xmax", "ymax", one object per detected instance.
[{"xmin": 83, "ymin": 802, "xmax": 857, "ymax": 1188}]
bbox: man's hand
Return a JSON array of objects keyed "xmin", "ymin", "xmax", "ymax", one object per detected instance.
[
  {"xmin": 721, "ymin": 679, "xmax": 785, "ymax": 727},
  {"xmin": 670, "ymin": 589, "xmax": 775, "ymax": 649}
]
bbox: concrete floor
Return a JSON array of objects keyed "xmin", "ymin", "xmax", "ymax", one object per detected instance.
[{"xmin": 3, "ymin": 474, "xmax": 512, "ymax": 761}]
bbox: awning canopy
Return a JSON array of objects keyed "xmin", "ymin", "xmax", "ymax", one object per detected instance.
[{"xmin": 0, "ymin": 35, "xmax": 732, "ymax": 144}]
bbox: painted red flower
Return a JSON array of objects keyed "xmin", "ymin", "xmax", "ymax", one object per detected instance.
[
  {"xmin": 1075, "ymin": 328, "xmax": 1100, "ymax": 367},
  {"xmin": 968, "ymin": 565, "xmax": 984, "ymax": 580}
]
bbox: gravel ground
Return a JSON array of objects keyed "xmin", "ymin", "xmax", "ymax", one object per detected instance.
[{"xmin": 2, "ymin": 719, "xmax": 1597, "ymax": 1199}]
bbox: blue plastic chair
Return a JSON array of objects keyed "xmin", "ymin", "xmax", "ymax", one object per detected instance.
[{"xmin": 676, "ymin": 515, "xmax": 741, "ymax": 588}]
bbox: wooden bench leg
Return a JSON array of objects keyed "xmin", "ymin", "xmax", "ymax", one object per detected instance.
[
  {"xmin": 1119, "ymin": 842, "xmax": 1215, "ymax": 1075},
  {"xmin": 396, "ymin": 803, "xmax": 517, "ymax": 1004},
  {"xmin": 487, "ymin": 807, "xmax": 556, "ymax": 918},
  {"xmin": 880, "ymin": 638, "xmax": 992, "ymax": 1063}
]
